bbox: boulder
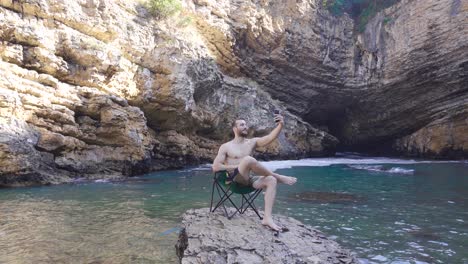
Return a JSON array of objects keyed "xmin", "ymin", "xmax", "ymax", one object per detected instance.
[{"xmin": 176, "ymin": 208, "xmax": 358, "ymax": 264}]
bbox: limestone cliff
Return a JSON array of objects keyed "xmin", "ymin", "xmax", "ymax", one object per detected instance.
[
  {"xmin": 341, "ymin": 0, "xmax": 467, "ymax": 154},
  {"xmin": 187, "ymin": 0, "xmax": 467, "ymax": 156},
  {"xmin": 0, "ymin": 0, "xmax": 466, "ymax": 186},
  {"xmin": 0, "ymin": 0, "xmax": 336, "ymax": 186}
]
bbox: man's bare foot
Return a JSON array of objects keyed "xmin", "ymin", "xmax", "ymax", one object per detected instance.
[
  {"xmin": 262, "ymin": 218, "xmax": 281, "ymax": 231},
  {"xmin": 276, "ymin": 175, "xmax": 297, "ymax": 185}
]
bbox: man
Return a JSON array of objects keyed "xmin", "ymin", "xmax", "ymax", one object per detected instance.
[{"xmin": 212, "ymin": 113, "xmax": 297, "ymax": 231}]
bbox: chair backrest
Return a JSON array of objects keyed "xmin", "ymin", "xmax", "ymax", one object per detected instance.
[{"xmin": 214, "ymin": 171, "xmax": 256, "ymax": 194}]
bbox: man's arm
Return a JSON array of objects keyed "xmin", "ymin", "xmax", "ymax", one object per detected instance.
[
  {"xmin": 212, "ymin": 144, "xmax": 238, "ymax": 172},
  {"xmin": 255, "ymin": 115, "xmax": 284, "ymax": 148}
]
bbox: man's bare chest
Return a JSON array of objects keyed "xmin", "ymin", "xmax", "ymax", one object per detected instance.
[{"xmin": 226, "ymin": 142, "xmax": 255, "ymax": 159}]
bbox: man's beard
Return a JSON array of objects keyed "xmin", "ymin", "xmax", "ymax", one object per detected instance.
[{"xmin": 240, "ymin": 130, "xmax": 248, "ymax": 136}]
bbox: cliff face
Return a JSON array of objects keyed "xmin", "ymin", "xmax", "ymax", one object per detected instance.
[
  {"xmin": 0, "ymin": 0, "xmax": 336, "ymax": 186},
  {"xmin": 341, "ymin": 0, "xmax": 468, "ymax": 154},
  {"xmin": 0, "ymin": 0, "xmax": 466, "ymax": 186},
  {"xmin": 188, "ymin": 0, "xmax": 467, "ymax": 155}
]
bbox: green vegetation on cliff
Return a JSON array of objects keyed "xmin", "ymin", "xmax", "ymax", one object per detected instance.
[
  {"xmin": 145, "ymin": 0, "xmax": 192, "ymax": 27},
  {"xmin": 322, "ymin": 0, "xmax": 400, "ymax": 31},
  {"xmin": 146, "ymin": 0, "xmax": 182, "ymax": 19}
]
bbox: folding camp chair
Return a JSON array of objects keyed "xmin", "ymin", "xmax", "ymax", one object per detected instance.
[{"xmin": 210, "ymin": 170, "xmax": 263, "ymax": 220}]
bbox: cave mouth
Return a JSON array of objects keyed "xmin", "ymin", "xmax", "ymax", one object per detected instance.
[
  {"xmin": 304, "ymin": 108, "xmax": 400, "ymax": 157},
  {"xmin": 334, "ymin": 139, "xmax": 398, "ymax": 157}
]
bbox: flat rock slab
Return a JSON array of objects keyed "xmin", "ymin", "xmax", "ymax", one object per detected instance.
[{"xmin": 176, "ymin": 208, "xmax": 358, "ymax": 264}]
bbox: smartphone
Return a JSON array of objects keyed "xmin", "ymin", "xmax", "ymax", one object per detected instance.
[{"xmin": 274, "ymin": 109, "xmax": 280, "ymax": 122}]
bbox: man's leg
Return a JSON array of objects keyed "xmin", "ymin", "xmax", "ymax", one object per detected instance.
[
  {"xmin": 237, "ymin": 156, "xmax": 297, "ymax": 185},
  {"xmin": 252, "ymin": 176, "xmax": 281, "ymax": 231}
]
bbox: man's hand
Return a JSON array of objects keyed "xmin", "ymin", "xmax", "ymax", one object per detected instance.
[
  {"xmin": 274, "ymin": 114, "xmax": 284, "ymax": 126},
  {"xmin": 255, "ymin": 114, "xmax": 285, "ymax": 148}
]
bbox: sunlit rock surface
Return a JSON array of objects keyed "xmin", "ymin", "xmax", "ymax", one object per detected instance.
[
  {"xmin": 176, "ymin": 208, "xmax": 358, "ymax": 264},
  {"xmin": 0, "ymin": 0, "xmax": 337, "ymax": 186}
]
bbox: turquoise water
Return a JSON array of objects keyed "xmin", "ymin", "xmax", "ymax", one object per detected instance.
[{"xmin": 0, "ymin": 158, "xmax": 467, "ymax": 263}]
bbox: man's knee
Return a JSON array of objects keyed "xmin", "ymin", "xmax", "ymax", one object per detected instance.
[
  {"xmin": 265, "ymin": 176, "xmax": 277, "ymax": 186},
  {"xmin": 241, "ymin": 156, "xmax": 257, "ymax": 165}
]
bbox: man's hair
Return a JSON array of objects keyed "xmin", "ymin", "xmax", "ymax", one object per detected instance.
[{"xmin": 231, "ymin": 118, "xmax": 245, "ymax": 128}]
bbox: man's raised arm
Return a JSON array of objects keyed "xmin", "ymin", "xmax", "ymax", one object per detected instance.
[
  {"xmin": 212, "ymin": 144, "xmax": 237, "ymax": 172},
  {"xmin": 255, "ymin": 115, "xmax": 284, "ymax": 148}
]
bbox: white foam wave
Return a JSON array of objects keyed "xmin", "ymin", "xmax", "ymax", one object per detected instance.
[
  {"xmin": 180, "ymin": 164, "xmax": 213, "ymax": 172},
  {"xmin": 188, "ymin": 157, "xmax": 461, "ymax": 172},
  {"xmin": 94, "ymin": 179, "xmax": 110, "ymax": 183},
  {"xmin": 348, "ymin": 165, "xmax": 385, "ymax": 172},
  {"xmin": 387, "ymin": 167, "xmax": 414, "ymax": 174},
  {"xmin": 428, "ymin": 240, "xmax": 449, "ymax": 246},
  {"xmin": 348, "ymin": 165, "xmax": 414, "ymax": 174},
  {"xmin": 258, "ymin": 157, "xmax": 457, "ymax": 171},
  {"xmin": 371, "ymin": 255, "xmax": 388, "ymax": 262}
]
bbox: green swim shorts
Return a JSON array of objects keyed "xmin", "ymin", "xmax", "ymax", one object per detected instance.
[{"xmin": 233, "ymin": 172, "xmax": 261, "ymax": 187}]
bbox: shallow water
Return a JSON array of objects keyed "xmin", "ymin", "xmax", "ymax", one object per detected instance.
[{"xmin": 0, "ymin": 157, "xmax": 467, "ymax": 263}]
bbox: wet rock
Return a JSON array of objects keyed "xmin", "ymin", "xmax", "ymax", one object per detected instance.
[
  {"xmin": 176, "ymin": 208, "xmax": 358, "ymax": 264},
  {"xmin": 175, "ymin": 228, "xmax": 188, "ymax": 262}
]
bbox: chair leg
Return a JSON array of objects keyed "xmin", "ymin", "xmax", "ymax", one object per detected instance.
[
  {"xmin": 227, "ymin": 207, "xmax": 239, "ymax": 220},
  {"xmin": 211, "ymin": 176, "xmax": 227, "ymax": 214},
  {"xmin": 212, "ymin": 183, "xmax": 231, "ymax": 212},
  {"xmin": 212, "ymin": 183, "xmax": 242, "ymax": 218},
  {"xmin": 209, "ymin": 180, "xmax": 216, "ymax": 213},
  {"xmin": 210, "ymin": 175, "xmax": 262, "ymax": 220},
  {"xmin": 240, "ymin": 190, "xmax": 263, "ymax": 220}
]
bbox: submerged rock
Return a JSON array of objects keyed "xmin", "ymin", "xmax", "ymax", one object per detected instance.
[
  {"xmin": 408, "ymin": 229, "xmax": 442, "ymax": 241},
  {"xmin": 176, "ymin": 208, "xmax": 358, "ymax": 264},
  {"xmin": 289, "ymin": 191, "xmax": 365, "ymax": 204}
]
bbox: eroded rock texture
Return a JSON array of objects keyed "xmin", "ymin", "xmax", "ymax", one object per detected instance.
[
  {"xmin": 0, "ymin": 0, "xmax": 336, "ymax": 186},
  {"xmin": 188, "ymin": 0, "xmax": 467, "ymax": 155},
  {"xmin": 177, "ymin": 208, "xmax": 358, "ymax": 264},
  {"xmin": 0, "ymin": 0, "xmax": 466, "ymax": 186}
]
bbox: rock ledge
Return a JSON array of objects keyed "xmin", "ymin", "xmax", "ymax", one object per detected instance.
[{"xmin": 176, "ymin": 208, "xmax": 358, "ymax": 264}]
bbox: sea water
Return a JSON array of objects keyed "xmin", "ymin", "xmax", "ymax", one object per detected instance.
[{"xmin": 0, "ymin": 156, "xmax": 467, "ymax": 263}]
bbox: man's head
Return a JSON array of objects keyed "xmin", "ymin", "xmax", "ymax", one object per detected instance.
[{"xmin": 232, "ymin": 119, "xmax": 248, "ymax": 137}]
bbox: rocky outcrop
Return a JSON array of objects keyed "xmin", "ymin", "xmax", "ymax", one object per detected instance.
[
  {"xmin": 393, "ymin": 112, "xmax": 468, "ymax": 158},
  {"xmin": 176, "ymin": 208, "xmax": 358, "ymax": 264},
  {"xmin": 0, "ymin": 58, "xmax": 155, "ymax": 186}
]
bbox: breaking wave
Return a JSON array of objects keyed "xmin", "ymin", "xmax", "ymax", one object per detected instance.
[
  {"xmin": 347, "ymin": 165, "xmax": 414, "ymax": 174},
  {"xmin": 256, "ymin": 156, "xmax": 459, "ymax": 171}
]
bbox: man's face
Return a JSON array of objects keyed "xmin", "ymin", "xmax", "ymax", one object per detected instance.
[{"xmin": 234, "ymin": 120, "xmax": 248, "ymax": 137}]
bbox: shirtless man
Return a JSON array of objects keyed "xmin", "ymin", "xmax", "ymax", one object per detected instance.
[{"xmin": 212, "ymin": 114, "xmax": 297, "ymax": 231}]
